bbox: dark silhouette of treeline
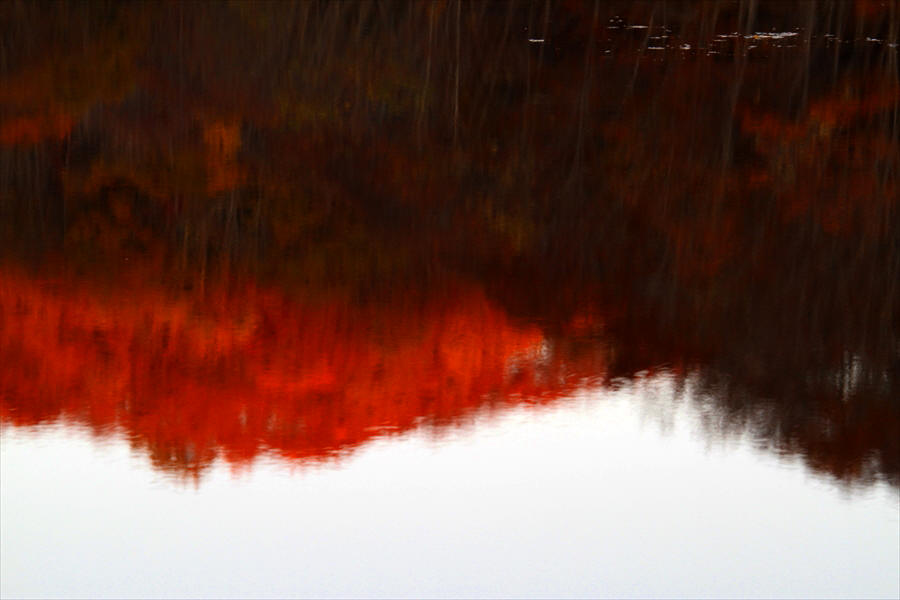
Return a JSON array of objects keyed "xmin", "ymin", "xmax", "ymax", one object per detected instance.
[{"xmin": 0, "ymin": 1, "xmax": 897, "ymax": 486}]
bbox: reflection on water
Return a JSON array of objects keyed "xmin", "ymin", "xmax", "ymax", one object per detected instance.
[
  {"xmin": 1, "ymin": 256, "xmax": 896, "ymax": 489},
  {"xmin": 0, "ymin": 0, "xmax": 898, "ymax": 595},
  {"xmin": 1, "ymin": 0, "xmax": 896, "ymax": 488}
]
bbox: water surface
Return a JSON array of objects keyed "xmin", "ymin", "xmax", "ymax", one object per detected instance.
[{"xmin": 1, "ymin": 1, "xmax": 898, "ymax": 597}]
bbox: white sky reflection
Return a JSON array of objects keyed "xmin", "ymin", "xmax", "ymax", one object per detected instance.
[{"xmin": 2, "ymin": 377, "xmax": 898, "ymax": 599}]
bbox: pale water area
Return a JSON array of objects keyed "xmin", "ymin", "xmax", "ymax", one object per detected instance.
[{"xmin": 2, "ymin": 377, "xmax": 898, "ymax": 599}]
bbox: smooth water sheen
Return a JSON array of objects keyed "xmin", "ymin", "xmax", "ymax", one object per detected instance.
[
  {"xmin": 3, "ymin": 383, "xmax": 897, "ymax": 599},
  {"xmin": 1, "ymin": 1, "xmax": 898, "ymax": 598}
]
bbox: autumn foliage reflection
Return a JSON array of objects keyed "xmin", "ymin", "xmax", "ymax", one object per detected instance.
[
  {"xmin": 1, "ymin": 263, "xmax": 590, "ymax": 477},
  {"xmin": 1, "ymin": 1, "xmax": 898, "ymax": 486}
]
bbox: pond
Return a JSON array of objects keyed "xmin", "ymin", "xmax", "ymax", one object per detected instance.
[{"xmin": 1, "ymin": 1, "xmax": 898, "ymax": 598}]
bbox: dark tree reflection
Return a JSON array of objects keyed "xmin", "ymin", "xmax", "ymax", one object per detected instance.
[{"xmin": 1, "ymin": 1, "xmax": 897, "ymax": 486}]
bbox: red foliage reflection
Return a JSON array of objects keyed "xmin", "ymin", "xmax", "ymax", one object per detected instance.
[{"xmin": 0, "ymin": 264, "xmax": 589, "ymax": 476}]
